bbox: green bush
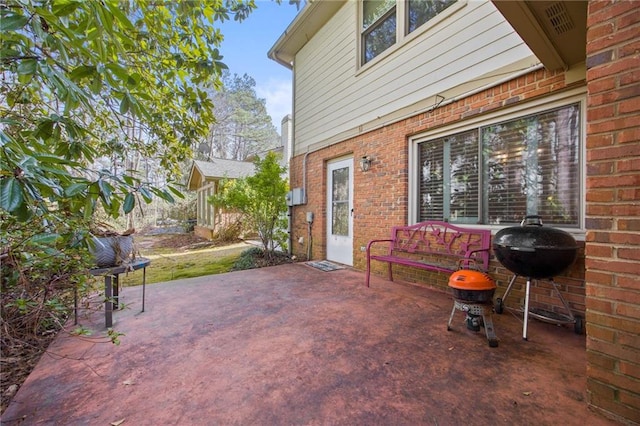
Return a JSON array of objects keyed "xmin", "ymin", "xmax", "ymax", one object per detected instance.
[{"xmin": 232, "ymin": 247, "xmax": 263, "ymax": 270}]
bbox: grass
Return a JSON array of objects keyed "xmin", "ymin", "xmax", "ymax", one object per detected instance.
[{"xmin": 103, "ymin": 240, "xmax": 252, "ymax": 287}]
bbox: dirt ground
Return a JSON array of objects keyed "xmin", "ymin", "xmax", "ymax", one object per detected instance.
[{"xmin": 138, "ymin": 231, "xmax": 233, "ymax": 251}]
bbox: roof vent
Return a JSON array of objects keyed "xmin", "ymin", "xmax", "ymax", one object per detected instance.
[{"xmin": 544, "ymin": 2, "xmax": 575, "ymax": 35}]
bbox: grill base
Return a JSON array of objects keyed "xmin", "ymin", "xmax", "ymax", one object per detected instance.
[
  {"xmin": 447, "ymin": 299, "xmax": 499, "ymax": 348},
  {"xmin": 494, "ymin": 275, "xmax": 583, "ymax": 340}
]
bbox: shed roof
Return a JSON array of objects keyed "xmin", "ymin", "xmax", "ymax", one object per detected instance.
[{"xmin": 187, "ymin": 159, "xmax": 255, "ymax": 191}]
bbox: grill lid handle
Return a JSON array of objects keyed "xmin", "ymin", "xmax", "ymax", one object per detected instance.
[
  {"xmin": 510, "ymin": 246, "xmax": 536, "ymax": 252},
  {"xmin": 521, "ymin": 215, "xmax": 543, "ymax": 227}
]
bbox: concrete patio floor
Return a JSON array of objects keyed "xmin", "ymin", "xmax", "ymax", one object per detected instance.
[{"xmin": 1, "ymin": 263, "xmax": 619, "ymax": 425}]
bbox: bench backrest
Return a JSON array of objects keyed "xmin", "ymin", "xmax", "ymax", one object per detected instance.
[{"xmin": 389, "ymin": 221, "xmax": 491, "ymax": 271}]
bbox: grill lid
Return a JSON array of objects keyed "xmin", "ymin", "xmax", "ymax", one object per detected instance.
[
  {"xmin": 493, "ymin": 216, "xmax": 578, "ymax": 251},
  {"xmin": 448, "ymin": 270, "xmax": 496, "ymax": 291},
  {"xmin": 492, "ymin": 215, "xmax": 578, "ymax": 278}
]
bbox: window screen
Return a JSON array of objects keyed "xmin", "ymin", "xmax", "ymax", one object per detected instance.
[{"xmin": 362, "ymin": 0, "xmax": 458, "ymax": 65}]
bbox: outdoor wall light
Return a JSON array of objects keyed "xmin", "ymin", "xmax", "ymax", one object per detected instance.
[{"xmin": 359, "ymin": 155, "xmax": 372, "ymax": 172}]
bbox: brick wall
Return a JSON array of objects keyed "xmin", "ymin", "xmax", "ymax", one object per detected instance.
[
  {"xmin": 585, "ymin": 1, "xmax": 640, "ymax": 423},
  {"xmin": 289, "ymin": 67, "xmax": 588, "ymax": 319},
  {"xmin": 287, "ymin": 2, "xmax": 639, "ymax": 423}
]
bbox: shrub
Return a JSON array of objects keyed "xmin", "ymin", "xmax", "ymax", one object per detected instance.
[
  {"xmin": 232, "ymin": 247, "xmax": 263, "ymax": 270},
  {"xmin": 214, "ymin": 219, "xmax": 244, "ymax": 243}
]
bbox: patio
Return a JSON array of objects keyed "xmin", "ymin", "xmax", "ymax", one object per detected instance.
[{"xmin": 1, "ymin": 263, "xmax": 618, "ymax": 425}]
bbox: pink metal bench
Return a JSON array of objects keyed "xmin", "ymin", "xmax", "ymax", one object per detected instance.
[{"xmin": 365, "ymin": 221, "xmax": 491, "ymax": 287}]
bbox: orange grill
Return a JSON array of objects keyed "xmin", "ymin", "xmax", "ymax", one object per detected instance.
[
  {"xmin": 447, "ymin": 269, "xmax": 499, "ymax": 347},
  {"xmin": 448, "ymin": 270, "xmax": 496, "ymax": 291}
]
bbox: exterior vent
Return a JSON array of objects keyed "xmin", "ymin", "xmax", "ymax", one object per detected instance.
[{"xmin": 544, "ymin": 2, "xmax": 575, "ymax": 35}]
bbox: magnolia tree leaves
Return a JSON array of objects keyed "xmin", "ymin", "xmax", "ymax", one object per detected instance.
[
  {"xmin": 0, "ymin": 0, "xmax": 289, "ymax": 224},
  {"xmin": 0, "ymin": 0, "xmax": 299, "ymax": 384}
]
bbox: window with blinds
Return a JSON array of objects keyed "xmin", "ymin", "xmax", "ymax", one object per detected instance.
[
  {"xmin": 419, "ymin": 129, "xmax": 479, "ymax": 223},
  {"xmin": 418, "ymin": 102, "xmax": 581, "ymax": 226}
]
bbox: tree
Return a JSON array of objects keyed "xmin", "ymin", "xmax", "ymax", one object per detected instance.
[
  {"xmin": 0, "ymin": 0, "xmax": 297, "ymax": 408},
  {"xmin": 0, "ymin": 0, "xmax": 257, "ymax": 340},
  {"xmin": 210, "ymin": 151, "xmax": 288, "ymax": 260},
  {"xmin": 1, "ymin": 1, "xmax": 247, "ymax": 223},
  {"xmin": 200, "ymin": 72, "xmax": 279, "ymax": 161}
]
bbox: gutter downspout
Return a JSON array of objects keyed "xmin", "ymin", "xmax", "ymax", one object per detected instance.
[
  {"xmin": 288, "ymin": 205, "xmax": 293, "ymax": 256},
  {"xmin": 307, "ymin": 219, "xmax": 312, "ymax": 261},
  {"xmin": 302, "ymin": 150, "xmax": 310, "ymax": 204}
]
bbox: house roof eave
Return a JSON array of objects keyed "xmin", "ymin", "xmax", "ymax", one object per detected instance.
[
  {"xmin": 492, "ymin": 0, "xmax": 587, "ymax": 71},
  {"xmin": 268, "ymin": 0, "xmax": 346, "ymax": 69},
  {"xmin": 187, "ymin": 159, "xmax": 256, "ymax": 191}
]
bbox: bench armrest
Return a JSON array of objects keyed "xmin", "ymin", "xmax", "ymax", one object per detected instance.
[{"xmin": 366, "ymin": 239, "xmax": 394, "ymax": 255}]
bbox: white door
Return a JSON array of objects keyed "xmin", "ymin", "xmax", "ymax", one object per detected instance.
[{"xmin": 326, "ymin": 157, "xmax": 353, "ymax": 266}]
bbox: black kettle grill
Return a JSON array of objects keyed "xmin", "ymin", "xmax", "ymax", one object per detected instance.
[{"xmin": 492, "ymin": 216, "xmax": 583, "ymax": 340}]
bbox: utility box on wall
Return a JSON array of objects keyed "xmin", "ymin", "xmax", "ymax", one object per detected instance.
[{"xmin": 286, "ymin": 188, "xmax": 305, "ymax": 206}]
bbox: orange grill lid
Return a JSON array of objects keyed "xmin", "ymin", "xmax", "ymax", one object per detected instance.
[{"xmin": 448, "ymin": 270, "xmax": 496, "ymax": 290}]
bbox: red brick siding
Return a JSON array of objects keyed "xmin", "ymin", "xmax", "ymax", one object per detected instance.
[
  {"xmin": 585, "ymin": 0, "xmax": 640, "ymax": 423},
  {"xmin": 287, "ymin": 6, "xmax": 639, "ymax": 422},
  {"xmin": 290, "ymin": 67, "xmax": 587, "ymax": 319}
]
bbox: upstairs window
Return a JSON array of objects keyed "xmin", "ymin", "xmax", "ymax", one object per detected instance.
[
  {"xmin": 407, "ymin": 0, "xmax": 456, "ymax": 34},
  {"xmin": 416, "ymin": 102, "xmax": 582, "ymax": 227},
  {"xmin": 361, "ymin": 0, "xmax": 458, "ymax": 65},
  {"xmin": 362, "ymin": 0, "xmax": 397, "ymax": 64}
]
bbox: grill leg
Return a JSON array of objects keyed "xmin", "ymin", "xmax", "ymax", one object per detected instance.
[
  {"xmin": 105, "ymin": 275, "xmax": 113, "ymax": 328},
  {"xmin": 448, "ymin": 301, "xmax": 499, "ymax": 348},
  {"xmin": 501, "ymin": 274, "xmax": 519, "ymax": 303},
  {"xmin": 550, "ymin": 279, "xmax": 575, "ymax": 322},
  {"xmin": 522, "ymin": 278, "xmax": 532, "ymax": 340},
  {"xmin": 447, "ymin": 303, "xmax": 457, "ymax": 330},
  {"xmin": 142, "ymin": 267, "xmax": 146, "ymax": 313},
  {"xmin": 482, "ymin": 313, "xmax": 499, "ymax": 347}
]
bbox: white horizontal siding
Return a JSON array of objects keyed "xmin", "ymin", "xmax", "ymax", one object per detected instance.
[
  {"xmin": 294, "ymin": 2, "xmax": 357, "ymax": 136},
  {"xmin": 293, "ymin": 1, "xmax": 537, "ymax": 154}
]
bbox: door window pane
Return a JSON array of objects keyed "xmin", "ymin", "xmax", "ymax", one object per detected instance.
[{"xmin": 332, "ymin": 167, "xmax": 349, "ymax": 236}]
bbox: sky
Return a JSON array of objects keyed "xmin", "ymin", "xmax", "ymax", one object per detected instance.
[{"xmin": 217, "ymin": 1, "xmax": 302, "ymax": 131}]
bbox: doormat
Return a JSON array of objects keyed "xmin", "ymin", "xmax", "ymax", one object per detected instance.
[{"xmin": 306, "ymin": 260, "xmax": 345, "ymax": 272}]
